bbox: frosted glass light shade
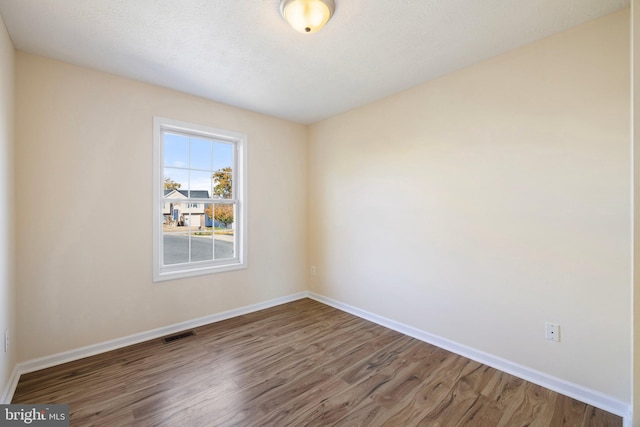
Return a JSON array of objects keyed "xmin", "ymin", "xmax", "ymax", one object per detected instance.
[{"xmin": 280, "ymin": 0, "xmax": 335, "ymax": 34}]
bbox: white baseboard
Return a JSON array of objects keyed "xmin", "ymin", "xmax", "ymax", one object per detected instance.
[
  {"xmin": 0, "ymin": 365, "xmax": 20, "ymax": 404},
  {"xmin": 5, "ymin": 291, "xmax": 307, "ymax": 402},
  {"xmin": 307, "ymin": 291, "xmax": 631, "ymax": 424}
]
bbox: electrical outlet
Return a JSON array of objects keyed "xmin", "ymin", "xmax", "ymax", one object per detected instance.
[
  {"xmin": 4, "ymin": 329, "xmax": 8, "ymax": 353},
  {"xmin": 545, "ymin": 322, "xmax": 560, "ymax": 342},
  {"xmin": 310, "ymin": 266, "xmax": 317, "ymax": 276}
]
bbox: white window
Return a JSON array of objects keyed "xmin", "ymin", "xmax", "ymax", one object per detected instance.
[{"xmin": 153, "ymin": 117, "xmax": 247, "ymax": 281}]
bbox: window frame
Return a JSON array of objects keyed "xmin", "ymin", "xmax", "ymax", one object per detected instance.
[{"xmin": 153, "ymin": 116, "xmax": 248, "ymax": 282}]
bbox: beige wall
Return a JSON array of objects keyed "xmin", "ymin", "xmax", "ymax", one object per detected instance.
[
  {"xmin": 14, "ymin": 53, "xmax": 308, "ymax": 361},
  {"xmin": 309, "ymin": 10, "xmax": 631, "ymax": 401},
  {"xmin": 0, "ymin": 13, "xmax": 17, "ymax": 403},
  {"xmin": 633, "ymin": 0, "xmax": 639, "ymax": 422},
  {"xmin": 0, "ymin": 14, "xmax": 15, "ymax": 400}
]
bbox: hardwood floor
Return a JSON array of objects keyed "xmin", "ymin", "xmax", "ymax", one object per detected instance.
[{"xmin": 12, "ymin": 299, "xmax": 621, "ymax": 426}]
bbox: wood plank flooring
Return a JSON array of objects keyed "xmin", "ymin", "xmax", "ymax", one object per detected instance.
[{"xmin": 12, "ymin": 298, "xmax": 622, "ymax": 426}]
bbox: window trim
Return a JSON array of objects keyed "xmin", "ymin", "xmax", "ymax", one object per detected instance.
[{"xmin": 153, "ymin": 116, "xmax": 248, "ymax": 282}]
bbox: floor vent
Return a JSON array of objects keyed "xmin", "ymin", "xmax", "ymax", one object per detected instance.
[{"xmin": 162, "ymin": 330, "xmax": 195, "ymax": 343}]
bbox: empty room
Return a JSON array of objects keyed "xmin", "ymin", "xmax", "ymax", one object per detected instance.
[{"xmin": 0, "ymin": 0, "xmax": 639, "ymax": 426}]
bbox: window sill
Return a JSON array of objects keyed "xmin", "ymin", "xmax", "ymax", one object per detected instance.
[{"xmin": 153, "ymin": 261, "xmax": 247, "ymax": 282}]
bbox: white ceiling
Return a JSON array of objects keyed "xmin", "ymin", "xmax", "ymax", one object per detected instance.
[{"xmin": 0, "ymin": 0, "xmax": 629, "ymax": 124}]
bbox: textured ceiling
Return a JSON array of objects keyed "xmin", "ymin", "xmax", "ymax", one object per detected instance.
[{"xmin": 0, "ymin": 0, "xmax": 629, "ymax": 124}]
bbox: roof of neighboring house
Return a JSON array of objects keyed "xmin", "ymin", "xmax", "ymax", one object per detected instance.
[{"xmin": 164, "ymin": 189, "xmax": 210, "ymax": 198}]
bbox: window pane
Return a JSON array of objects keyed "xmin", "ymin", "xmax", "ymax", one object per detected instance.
[
  {"xmin": 214, "ymin": 204, "xmax": 235, "ymax": 260},
  {"xmin": 188, "ymin": 213, "xmax": 213, "ymax": 263},
  {"xmin": 184, "ymin": 204, "xmax": 206, "ymax": 223},
  {"xmin": 213, "ymin": 170, "xmax": 232, "ymax": 199},
  {"xmin": 213, "ymin": 141, "xmax": 233, "ymax": 170},
  {"xmin": 163, "ymin": 168, "xmax": 188, "ymax": 195},
  {"xmin": 190, "ymin": 138, "xmax": 212, "ymax": 171},
  {"xmin": 190, "ymin": 170, "xmax": 212, "ymax": 198},
  {"xmin": 164, "ymin": 133, "xmax": 189, "ymax": 167},
  {"xmin": 162, "ymin": 202, "xmax": 189, "ymax": 265}
]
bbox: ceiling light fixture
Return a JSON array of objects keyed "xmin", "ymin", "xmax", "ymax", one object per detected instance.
[{"xmin": 280, "ymin": 0, "xmax": 335, "ymax": 34}]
